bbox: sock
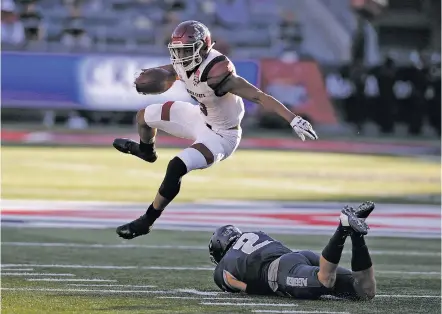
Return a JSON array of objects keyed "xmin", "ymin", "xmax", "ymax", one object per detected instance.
[
  {"xmin": 139, "ymin": 139, "xmax": 155, "ymax": 153},
  {"xmin": 144, "ymin": 203, "xmax": 163, "ymax": 225},
  {"xmin": 351, "ymin": 233, "xmax": 373, "ymax": 271},
  {"xmin": 321, "ymin": 224, "xmax": 348, "ymax": 264}
]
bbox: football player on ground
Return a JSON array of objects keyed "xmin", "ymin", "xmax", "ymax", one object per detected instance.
[
  {"xmin": 209, "ymin": 202, "xmax": 377, "ymax": 300},
  {"xmin": 113, "ymin": 20, "xmax": 318, "ymax": 240}
]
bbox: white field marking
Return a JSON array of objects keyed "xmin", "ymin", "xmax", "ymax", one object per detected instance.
[
  {"xmin": 3, "ymin": 264, "xmax": 440, "ymax": 276},
  {"xmin": 1, "ymin": 288, "xmax": 168, "ymax": 294},
  {"xmin": 1, "ymin": 273, "xmax": 75, "ymax": 276},
  {"xmin": 0, "ymin": 268, "xmax": 34, "ymax": 271},
  {"xmin": 201, "ymin": 302, "xmax": 298, "ymax": 307},
  {"xmin": 26, "ymin": 278, "xmax": 117, "ymax": 282},
  {"xmin": 252, "ymin": 311, "xmax": 350, "ymax": 314},
  {"xmin": 67, "ymin": 284, "xmax": 157, "ymax": 288},
  {"xmin": 3, "ymin": 287, "xmax": 438, "ymax": 300},
  {"xmin": 175, "ymin": 289, "xmax": 220, "ymax": 296},
  {"xmin": 2, "ymin": 264, "xmax": 137, "ymax": 270},
  {"xmin": 143, "ymin": 266, "xmax": 213, "ymax": 271},
  {"xmin": 376, "ymin": 294, "xmax": 442, "ymax": 298},
  {"xmin": 157, "ymin": 296, "xmax": 253, "ymax": 300},
  {"xmin": 3, "ymin": 242, "xmax": 440, "ymax": 257},
  {"xmin": 377, "ymin": 271, "xmax": 441, "ymax": 275}
]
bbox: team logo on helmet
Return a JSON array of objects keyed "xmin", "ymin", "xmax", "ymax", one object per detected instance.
[{"xmin": 192, "ymin": 22, "xmax": 208, "ymax": 41}]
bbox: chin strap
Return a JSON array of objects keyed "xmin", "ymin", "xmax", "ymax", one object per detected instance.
[{"xmin": 207, "ymin": 42, "xmax": 215, "ymax": 54}]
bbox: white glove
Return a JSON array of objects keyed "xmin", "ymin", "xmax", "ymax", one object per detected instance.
[{"xmin": 290, "ymin": 116, "xmax": 318, "ymax": 141}]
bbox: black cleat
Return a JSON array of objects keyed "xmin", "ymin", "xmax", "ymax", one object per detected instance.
[
  {"xmin": 113, "ymin": 138, "xmax": 157, "ymax": 163},
  {"xmin": 340, "ymin": 206, "xmax": 369, "ymax": 235},
  {"xmin": 355, "ymin": 201, "xmax": 375, "ymax": 220},
  {"xmin": 116, "ymin": 214, "xmax": 152, "ymax": 240}
]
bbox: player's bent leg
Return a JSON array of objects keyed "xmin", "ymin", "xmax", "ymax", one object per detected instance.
[
  {"xmin": 113, "ymin": 101, "xmax": 200, "ymax": 163},
  {"xmin": 350, "ymin": 232, "xmax": 376, "ymax": 300},
  {"xmin": 153, "ymin": 156, "xmax": 188, "ymax": 211},
  {"xmin": 116, "ymin": 156, "xmax": 188, "ymax": 240},
  {"xmin": 271, "ymin": 252, "xmax": 328, "ymax": 299},
  {"xmin": 143, "ymin": 101, "xmax": 198, "ymax": 140},
  {"xmin": 113, "ymin": 107, "xmax": 158, "ymax": 163},
  {"xmin": 318, "ymin": 207, "xmax": 369, "ymax": 289}
]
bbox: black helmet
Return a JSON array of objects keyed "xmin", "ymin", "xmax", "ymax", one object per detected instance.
[{"xmin": 208, "ymin": 225, "xmax": 242, "ymax": 265}]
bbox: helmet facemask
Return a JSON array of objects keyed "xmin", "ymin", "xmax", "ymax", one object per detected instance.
[{"xmin": 168, "ymin": 40, "xmax": 204, "ymax": 72}]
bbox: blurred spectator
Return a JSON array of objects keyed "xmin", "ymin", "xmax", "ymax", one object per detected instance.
[
  {"xmin": 1, "ymin": 0, "xmax": 25, "ymax": 46},
  {"xmin": 214, "ymin": 0, "xmax": 250, "ymax": 29},
  {"xmin": 391, "ymin": 51, "xmax": 428, "ymax": 136},
  {"xmin": 61, "ymin": 3, "xmax": 92, "ymax": 49},
  {"xmin": 341, "ymin": 62, "xmax": 367, "ymax": 133},
  {"xmin": 162, "ymin": 11, "xmax": 180, "ymax": 45},
  {"xmin": 375, "ymin": 57, "xmax": 397, "ymax": 134},
  {"xmin": 213, "ymin": 38, "xmax": 231, "ymax": 56},
  {"xmin": 163, "ymin": 0, "xmax": 186, "ymax": 12},
  {"xmin": 83, "ymin": 0, "xmax": 104, "ymax": 13},
  {"xmin": 352, "ymin": 10, "xmax": 381, "ymax": 67},
  {"xmin": 19, "ymin": 0, "xmax": 44, "ymax": 42},
  {"xmin": 427, "ymin": 60, "xmax": 441, "ymax": 136},
  {"xmin": 200, "ymin": 0, "xmax": 215, "ymax": 14},
  {"xmin": 279, "ymin": 11, "xmax": 301, "ymax": 51},
  {"xmin": 134, "ymin": 15, "xmax": 153, "ymax": 30}
]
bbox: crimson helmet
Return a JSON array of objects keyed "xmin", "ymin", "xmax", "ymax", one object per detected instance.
[{"xmin": 168, "ymin": 20, "xmax": 214, "ymax": 71}]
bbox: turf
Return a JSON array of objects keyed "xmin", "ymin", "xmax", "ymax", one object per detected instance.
[
  {"xmin": 1, "ymin": 228, "xmax": 441, "ymax": 314},
  {"xmin": 2, "ymin": 146, "xmax": 440, "ymax": 204}
]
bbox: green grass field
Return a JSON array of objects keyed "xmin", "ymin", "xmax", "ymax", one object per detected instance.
[
  {"xmin": 1, "ymin": 146, "xmax": 441, "ymax": 313},
  {"xmin": 1, "ymin": 228, "xmax": 441, "ymax": 314},
  {"xmin": 2, "ymin": 146, "xmax": 440, "ymax": 203}
]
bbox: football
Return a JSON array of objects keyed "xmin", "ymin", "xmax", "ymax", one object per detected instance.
[{"xmin": 135, "ymin": 68, "xmax": 176, "ymax": 95}]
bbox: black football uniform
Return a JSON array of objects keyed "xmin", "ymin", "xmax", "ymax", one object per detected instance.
[{"xmin": 213, "ymin": 231, "xmax": 359, "ymax": 300}]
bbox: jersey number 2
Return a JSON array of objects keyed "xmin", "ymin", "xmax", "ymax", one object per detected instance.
[{"xmin": 232, "ymin": 233, "xmax": 273, "ymax": 254}]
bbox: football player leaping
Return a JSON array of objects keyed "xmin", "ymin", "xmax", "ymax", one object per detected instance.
[
  {"xmin": 209, "ymin": 202, "xmax": 376, "ymax": 300},
  {"xmin": 113, "ymin": 20, "xmax": 318, "ymax": 240}
]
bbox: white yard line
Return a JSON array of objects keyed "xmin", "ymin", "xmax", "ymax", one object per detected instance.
[
  {"xmin": 175, "ymin": 289, "xmax": 220, "ymax": 296},
  {"xmin": 157, "ymin": 296, "xmax": 252, "ymax": 300},
  {"xmin": 2, "ymin": 286, "xmax": 439, "ymax": 300},
  {"xmin": 1, "ymin": 242, "xmax": 206, "ymax": 251},
  {"xmin": 3, "ymin": 264, "xmax": 137, "ymax": 270},
  {"xmin": 376, "ymin": 294, "xmax": 441, "ymax": 298},
  {"xmin": 2, "ymin": 242, "xmax": 440, "ymax": 257},
  {"xmin": 1, "ymin": 287, "xmax": 167, "ymax": 293},
  {"xmin": 2, "ymin": 264, "xmax": 439, "ymax": 276},
  {"xmin": 201, "ymin": 302, "xmax": 298, "ymax": 307},
  {"xmin": 67, "ymin": 284, "xmax": 157, "ymax": 288},
  {"xmin": 26, "ymin": 278, "xmax": 117, "ymax": 282},
  {"xmin": 377, "ymin": 271, "xmax": 441, "ymax": 275},
  {"xmin": 0, "ymin": 268, "xmax": 34, "ymax": 271},
  {"xmin": 143, "ymin": 266, "xmax": 213, "ymax": 271},
  {"xmin": 1, "ymin": 273, "xmax": 74, "ymax": 276},
  {"xmin": 252, "ymin": 311, "xmax": 350, "ymax": 314}
]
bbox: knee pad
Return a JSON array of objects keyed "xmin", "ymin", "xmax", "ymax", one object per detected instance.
[{"xmin": 158, "ymin": 157, "xmax": 188, "ymax": 200}]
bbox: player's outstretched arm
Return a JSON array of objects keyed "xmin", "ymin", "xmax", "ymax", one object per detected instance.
[{"xmin": 207, "ymin": 62, "xmax": 318, "ymax": 141}]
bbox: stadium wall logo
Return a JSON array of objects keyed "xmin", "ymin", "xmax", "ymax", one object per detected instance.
[
  {"xmin": 1, "ymin": 201, "xmax": 440, "ymax": 239},
  {"xmin": 78, "ymin": 56, "xmax": 194, "ymax": 110}
]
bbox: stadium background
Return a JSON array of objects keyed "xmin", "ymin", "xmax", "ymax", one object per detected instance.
[{"xmin": 1, "ymin": 0, "xmax": 441, "ymax": 313}]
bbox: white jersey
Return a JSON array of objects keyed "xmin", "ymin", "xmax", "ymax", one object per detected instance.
[{"xmin": 173, "ymin": 49, "xmax": 245, "ymax": 130}]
